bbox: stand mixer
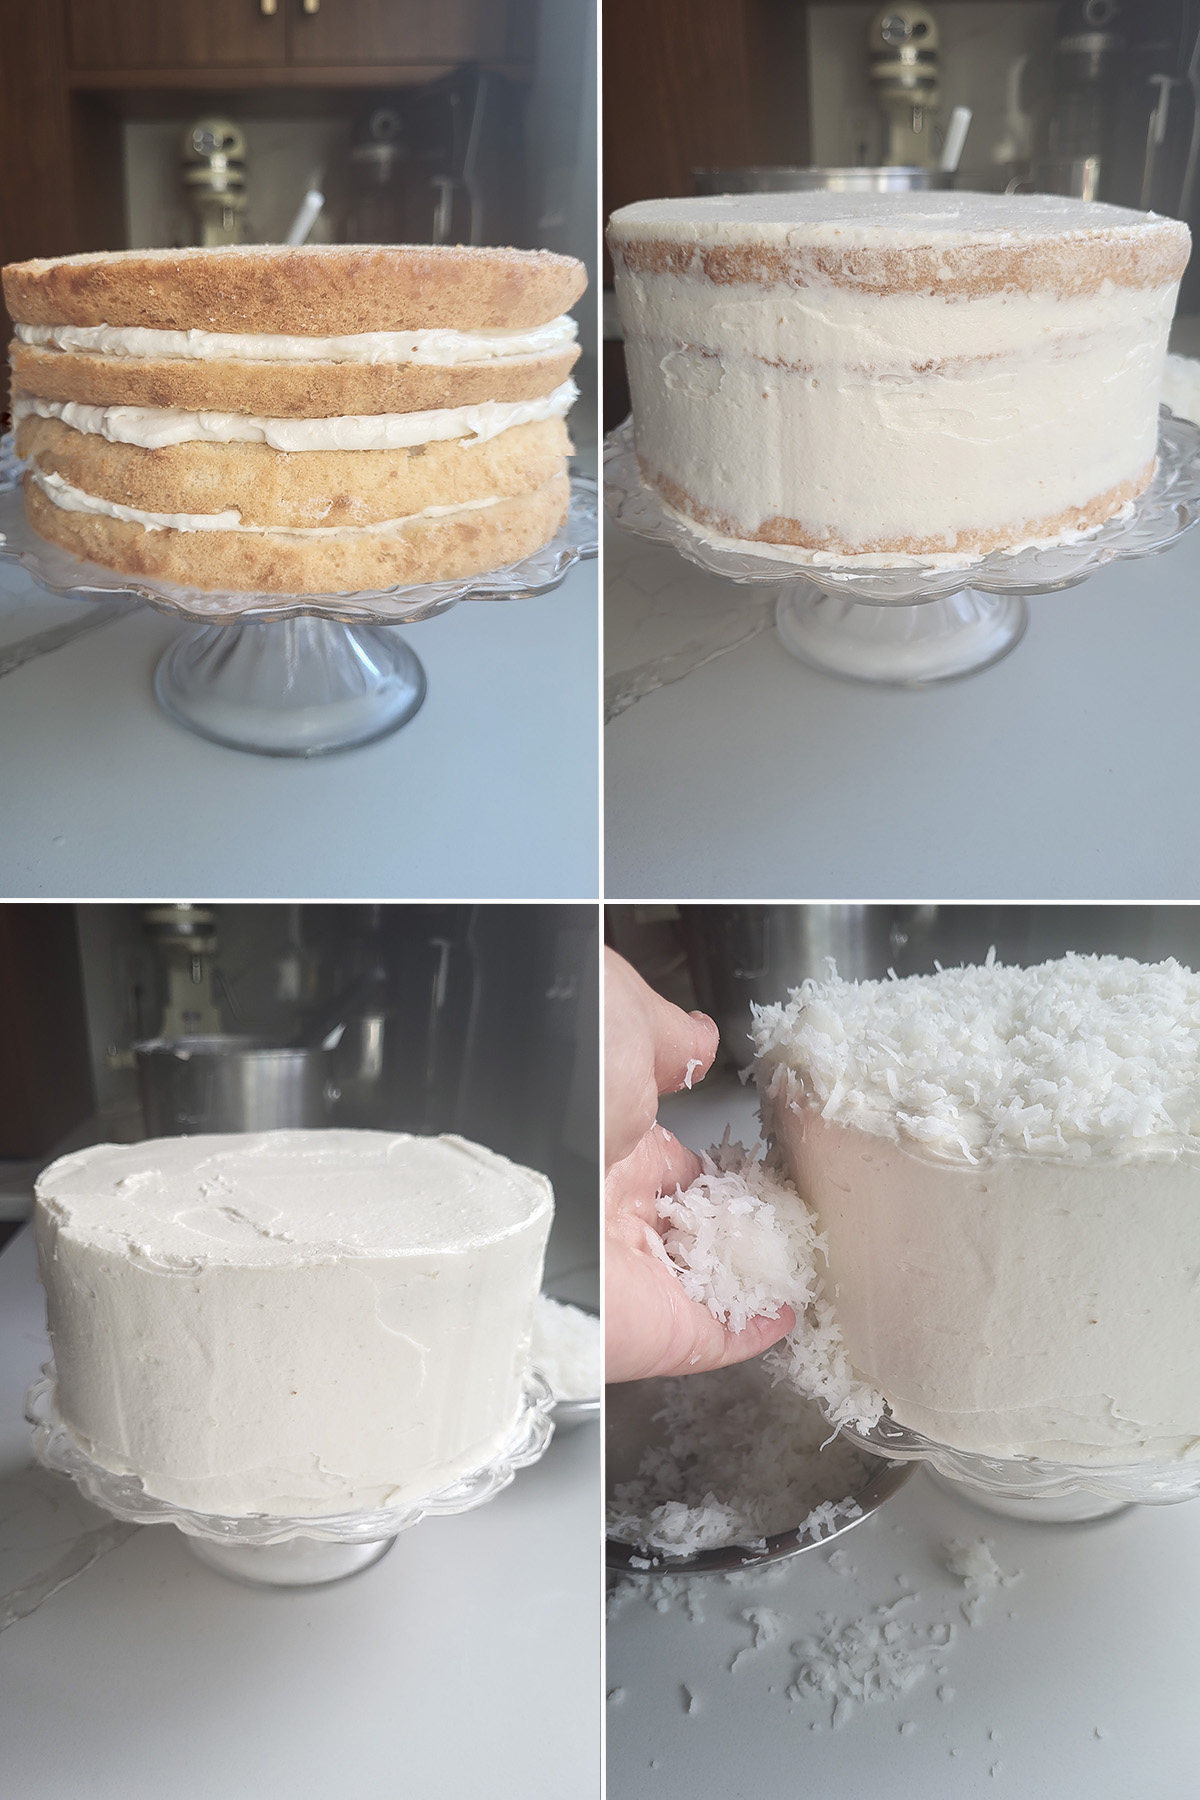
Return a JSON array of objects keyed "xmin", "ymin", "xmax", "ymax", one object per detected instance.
[
  {"xmin": 180, "ymin": 117, "xmax": 248, "ymax": 246},
  {"xmin": 869, "ymin": 4, "xmax": 941, "ymax": 167}
]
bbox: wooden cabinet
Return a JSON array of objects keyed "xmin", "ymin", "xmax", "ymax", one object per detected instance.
[
  {"xmin": 67, "ymin": 0, "xmax": 286, "ymax": 69},
  {"xmin": 65, "ymin": 0, "xmax": 534, "ymax": 75},
  {"xmin": 0, "ymin": 0, "xmax": 541, "ymax": 314},
  {"xmin": 290, "ymin": 1, "xmax": 526, "ymax": 67}
]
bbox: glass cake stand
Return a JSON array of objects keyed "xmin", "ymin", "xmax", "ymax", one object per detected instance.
[
  {"xmin": 27, "ymin": 1362, "xmax": 556, "ymax": 1588},
  {"xmin": 605, "ymin": 411, "xmax": 1200, "ymax": 686},
  {"xmin": 0, "ymin": 456, "xmax": 597, "ymax": 757},
  {"xmin": 836, "ymin": 1406, "xmax": 1200, "ymax": 1525}
]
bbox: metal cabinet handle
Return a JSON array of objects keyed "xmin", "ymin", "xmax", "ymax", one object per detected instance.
[{"xmin": 260, "ymin": 0, "xmax": 277, "ymax": 14}]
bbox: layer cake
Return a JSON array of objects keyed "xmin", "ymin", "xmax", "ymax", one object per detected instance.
[
  {"xmin": 35, "ymin": 1129, "xmax": 553, "ymax": 1516},
  {"xmin": 608, "ymin": 192, "xmax": 1189, "ymax": 560},
  {"xmin": 752, "ymin": 956, "xmax": 1200, "ymax": 1465},
  {"xmin": 4, "ymin": 243, "xmax": 587, "ymax": 593}
]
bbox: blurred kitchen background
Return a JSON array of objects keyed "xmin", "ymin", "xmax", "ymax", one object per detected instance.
[
  {"xmin": 0, "ymin": 902, "xmax": 599, "ymax": 1306},
  {"xmin": 0, "ymin": 0, "xmax": 597, "ymax": 398},
  {"xmin": 604, "ymin": 0, "xmax": 1200, "ymax": 423},
  {"xmin": 608, "ymin": 903, "xmax": 1200, "ymax": 1068}
]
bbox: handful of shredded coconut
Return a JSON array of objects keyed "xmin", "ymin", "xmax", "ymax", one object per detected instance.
[
  {"xmin": 751, "ymin": 952, "xmax": 1200, "ymax": 1163},
  {"xmin": 654, "ymin": 1136, "xmax": 885, "ymax": 1432}
]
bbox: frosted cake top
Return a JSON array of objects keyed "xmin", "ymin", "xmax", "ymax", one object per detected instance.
[
  {"xmin": 36, "ymin": 1129, "xmax": 553, "ymax": 1263},
  {"xmin": 609, "ymin": 190, "xmax": 1180, "ymax": 246},
  {"xmin": 751, "ymin": 954, "xmax": 1200, "ymax": 1163}
]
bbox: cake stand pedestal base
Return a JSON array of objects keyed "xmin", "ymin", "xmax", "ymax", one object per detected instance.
[
  {"xmin": 774, "ymin": 585, "xmax": 1029, "ymax": 686},
  {"xmin": 927, "ymin": 1468, "xmax": 1130, "ymax": 1524},
  {"xmin": 184, "ymin": 1533, "xmax": 395, "ymax": 1588},
  {"xmin": 154, "ymin": 617, "xmax": 427, "ymax": 758}
]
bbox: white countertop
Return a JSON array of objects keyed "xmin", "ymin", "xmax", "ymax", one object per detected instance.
[
  {"xmin": 0, "ymin": 376, "xmax": 599, "ymax": 901},
  {"xmin": 607, "ymin": 1075, "xmax": 1200, "ymax": 1798},
  {"xmin": 0, "ymin": 1226, "xmax": 600, "ymax": 1798},
  {"xmin": 604, "ymin": 487, "xmax": 1200, "ymax": 902}
]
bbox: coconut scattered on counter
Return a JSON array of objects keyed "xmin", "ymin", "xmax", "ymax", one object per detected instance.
[{"xmin": 533, "ymin": 1293, "xmax": 601, "ymax": 1401}]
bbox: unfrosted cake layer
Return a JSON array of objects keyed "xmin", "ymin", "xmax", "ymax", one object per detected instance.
[
  {"xmin": 609, "ymin": 191, "xmax": 1188, "ymax": 559},
  {"xmin": 23, "ymin": 469, "xmax": 570, "ymax": 593},
  {"xmin": 10, "ymin": 341, "xmax": 580, "ymax": 417},
  {"xmin": 35, "ymin": 1130, "xmax": 554, "ymax": 1517},
  {"xmin": 4, "ymin": 243, "xmax": 585, "ymax": 591},
  {"xmin": 752, "ymin": 956, "xmax": 1200, "ymax": 1465},
  {"xmin": 3, "ymin": 243, "xmax": 588, "ymax": 333}
]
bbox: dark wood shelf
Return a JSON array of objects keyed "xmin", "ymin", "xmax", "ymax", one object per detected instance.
[{"xmin": 67, "ymin": 62, "xmax": 532, "ymax": 92}]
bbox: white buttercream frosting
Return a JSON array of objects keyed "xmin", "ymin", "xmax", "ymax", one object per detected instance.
[
  {"xmin": 14, "ymin": 379, "xmax": 577, "ymax": 453},
  {"xmin": 610, "ymin": 192, "xmax": 1182, "ymax": 557},
  {"xmin": 35, "ymin": 1130, "xmax": 554, "ymax": 1516},
  {"xmin": 30, "ymin": 466, "xmax": 510, "ymax": 535},
  {"xmin": 15, "ymin": 314, "xmax": 578, "ymax": 365},
  {"xmin": 608, "ymin": 188, "xmax": 1182, "ymax": 249},
  {"xmin": 753, "ymin": 957, "xmax": 1200, "ymax": 1464}
]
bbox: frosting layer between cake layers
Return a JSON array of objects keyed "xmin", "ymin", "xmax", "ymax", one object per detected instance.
[
  {"xmin": 609, "ymin": 192, "xmax": 1190, "ymax": 560},
  {"xmin": 3, "ymin": 244, "xmax": 587, "ymax": 592},
  {"xmin": 35, "ymin": 1130, "xmax": 553, "ymax": 1517},
  {"xmin": 752, "ymin": 955, "xmax": 1200, "ymax": 1465}
]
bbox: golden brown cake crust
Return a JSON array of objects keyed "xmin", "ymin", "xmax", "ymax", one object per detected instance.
[
  {"xmin": 10, "ymin": 343, "xmax": 579, "ymax": 417},
  {"xmin": 3, "ymin": 244, "xmax": 587, "ymax": 333},
  {"xmin": 23, "ymin": 469, "xmax": 570, "ymax": 593},
  {"xmin": 609, "ymin": 227, "xmax": 1190, "ymax": 299},
  {"xmin": 16, "ymin": 414, "xmax": 571, "ymax": 529},
  {"xmin": 643, "ymin": 458, "xmax": 1156, "ymax": 556}
]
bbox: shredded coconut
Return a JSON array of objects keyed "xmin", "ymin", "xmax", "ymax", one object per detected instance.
[
  {"xmin": 729, "ymin": 1607, "xmax": 783, "ymax": 1671},
  {"xmin": 788, "ymin": 1597, "xmax": 955, "ymax": 1728},
  {"xmin": 752, "ymin": 954, "xmax": 1200, "ymax": 1164},
  {"xmin": 655, "ymin": 1137, "xmax": 886, "ymax": 1431},
  {"xmin": 943, "ymin": 1537, "xmax": 1023, "ymax": 1626},
  {"xmin": 607, "ymin": 1356, "xmax": 873, "ymax": 1556},
  {"xmin": 532, "ymin": 1294, "xmax": 601, "ymax": 1401}
]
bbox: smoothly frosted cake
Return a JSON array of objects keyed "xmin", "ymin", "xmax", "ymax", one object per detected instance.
[
  {"xmin": 4, "ymin": 243, "xmax": 586, "ymax": 593},
  {"xmin": 608, "ymin": 192, "xmax": 1190, "ymax": 560},
  {"xmin": 751, "ymin": 956, "xmax": 1200, "ymax": 1465},
  {"xmin": 34, "ymin": 1129, "xmax": 553, "ymax": 1515}
]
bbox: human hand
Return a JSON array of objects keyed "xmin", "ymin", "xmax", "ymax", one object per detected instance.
[{"xmin": 604, "ymin": 949, "xmax": 795, "ymax": 1383}]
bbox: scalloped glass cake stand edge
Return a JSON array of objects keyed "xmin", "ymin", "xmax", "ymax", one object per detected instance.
[
  {"xmin": 27, "ymin": 1362, "xmax": 556, "ymax": 1588},
  {"xmin": 604, "ymin": 412, "xmax": 1200, "ymax": 687},
  {"xmin": 836, "ymin": 1405, "xmax": 1200, "ymax": 1524},
  {"xmin": 0, "ymin": 466, "xmax": 598, "ymax": 757}
]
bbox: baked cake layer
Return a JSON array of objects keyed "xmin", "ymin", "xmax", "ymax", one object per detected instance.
[
  {"xmin": 609, "ymin": 191, "xmax": 1187, "ymax": 557},
  {"xmin": 644, "ymin": 458, "xmax": 1156, "ymax": 558},
  {"xmin": 11, "ymin": 341, "xmax": 580, "ymax": 416},
  {"xmin": 4, "ymin": 243, "xmax": 588, "ymax": 333},
  {"xmin": 17, "ymin": 413, "xmax": 571, "ymax": 529},
  {"xmin": 24, "ymin": 468, "xmax": 570, "ymax": 593}
]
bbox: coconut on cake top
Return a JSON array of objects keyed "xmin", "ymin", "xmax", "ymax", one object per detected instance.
[
  {"xmin": 742, "ymin": 956, "xmax": 1200, "ymax": 1465},
  {"xmin": 4, "ymin": 243, "xmax": 587, "ymax": 594}
]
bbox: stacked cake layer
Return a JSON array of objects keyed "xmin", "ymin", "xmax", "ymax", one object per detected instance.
[
  {"xmin": 608, "ymin": 192, "xmax": 1190, "ymax": 559},
  {"xmin": 35, "ymin": 1129, "xmax": 554, "ymax": 1516},
  {"xmin": 752, "ymin": 956, "xmax": 1200, "ymax": 1465},
  {"xmin": 4, "ymin": 244, "xmax": 586, "ymax": 593}
]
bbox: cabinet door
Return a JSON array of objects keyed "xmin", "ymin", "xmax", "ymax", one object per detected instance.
[
  {"xmin": 287, "ymin": 0, "xmax": 519, "ymax": 65},
  {"xmin": 67, "ymin": 0, "xmax": 287, "ymax": 68}
]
